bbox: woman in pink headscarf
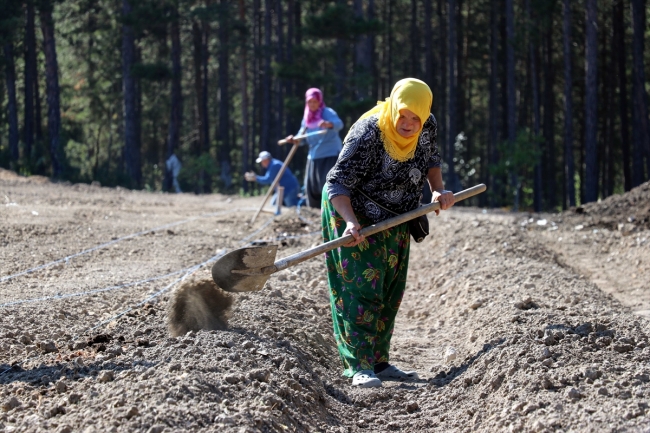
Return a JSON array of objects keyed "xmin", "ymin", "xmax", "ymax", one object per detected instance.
[{"xmin": 283, "ymin": 88, "xmax": 344, "ymax": 209}]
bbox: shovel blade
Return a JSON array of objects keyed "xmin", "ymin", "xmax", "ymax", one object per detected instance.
[{"xmin": 212, "ymin": 245, "xmax": 278, "ymax": 292}]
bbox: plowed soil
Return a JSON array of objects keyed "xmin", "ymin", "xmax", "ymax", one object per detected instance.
[{"xmin": 1, "ymin": 168, "xmax": 649, "ymax": 433}]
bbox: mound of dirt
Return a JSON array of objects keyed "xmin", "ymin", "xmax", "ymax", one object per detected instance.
[
  {"xmin": 0, "ymin": 168, "xmax": 50, "ymax": 184},
  {"xmin": 569, "ymin": 181, "xmax": 650, "ymax": 232}
]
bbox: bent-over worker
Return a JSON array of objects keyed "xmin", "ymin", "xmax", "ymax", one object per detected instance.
[
  {"xmin": 322, "ymin": 78, "xmax": 455, "ymax": 388},
  {"xmin": 245, "ymin": 151, "xmax": 300, "ymax": 207}
]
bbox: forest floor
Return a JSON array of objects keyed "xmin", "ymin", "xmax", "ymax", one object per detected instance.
[{"xmin": 1, "ymin": 168, "xmax": 650, "ymax": 433}]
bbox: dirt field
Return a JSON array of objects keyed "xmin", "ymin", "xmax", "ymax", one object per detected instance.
[{"xmin": 1, "ymin": 168, "xmax": 649, "ymax": 433}]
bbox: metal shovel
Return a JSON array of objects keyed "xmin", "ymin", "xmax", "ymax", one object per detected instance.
[{"xmin": 212, "ymin": 184, "xmax": 486, "ymax": 292}]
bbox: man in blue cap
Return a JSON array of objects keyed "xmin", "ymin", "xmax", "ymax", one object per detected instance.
[{"xmin": 245, "ymin": 151, "xmax": 300, "ymax": 207}]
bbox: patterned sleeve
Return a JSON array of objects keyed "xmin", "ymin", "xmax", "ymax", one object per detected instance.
[
  {"xmin": 425, "ymin": 114, "xmax": 442, "ymax": 169},
  {"xmin": 326, "ymin": 117, "xmax": 378, "ymax": 200}
]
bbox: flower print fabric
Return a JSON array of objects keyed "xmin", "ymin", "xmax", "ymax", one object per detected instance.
[{"xmin": 321, "ymin": 192, "xmax": 410, "ymax": 377}]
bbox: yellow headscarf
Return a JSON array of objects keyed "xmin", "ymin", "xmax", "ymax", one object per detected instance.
[{"xmin": 357, "ymin": 78, "xmax": 433, "ymax": 162}]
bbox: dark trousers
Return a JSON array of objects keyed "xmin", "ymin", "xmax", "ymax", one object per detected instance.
[{"xmin": 304, "ymin": 156, "xmax": 338, "ymax": 209}]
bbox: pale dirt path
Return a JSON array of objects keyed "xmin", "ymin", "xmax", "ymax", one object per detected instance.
[{"xmin": 535, "ymin": 222, "xmax": 650, "ymax": 317}]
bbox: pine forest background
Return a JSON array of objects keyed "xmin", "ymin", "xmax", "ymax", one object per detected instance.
[{"xmin": 2, "ymin": 0, "xmax": 650, "ymax": 211}]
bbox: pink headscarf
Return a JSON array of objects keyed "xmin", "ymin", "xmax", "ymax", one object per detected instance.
[{"xmin": 303, "ymin": 88, "xmax": 325, "ymax": 129}]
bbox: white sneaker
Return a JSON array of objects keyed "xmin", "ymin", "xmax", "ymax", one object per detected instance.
[
  {"xmin": 375, "ymin": 365, "xmax": 419, "ymax": 381},
  {"xmin": 352, "ymin": 370, "xmax": 382, "ymax": 388}
]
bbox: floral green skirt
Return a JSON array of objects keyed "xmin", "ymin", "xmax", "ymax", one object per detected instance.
[{"xmin": 321, "ymin": 193, "xmax": 410, "ymax": 377}]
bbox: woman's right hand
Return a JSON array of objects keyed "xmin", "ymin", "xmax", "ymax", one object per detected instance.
[
  {"xmin": 342, "ymin": 221, "xmax": 365, "ymax": 247},
  {"xmin": 330, "ymin": 195, "xmax": 363, "ymax": 247}
]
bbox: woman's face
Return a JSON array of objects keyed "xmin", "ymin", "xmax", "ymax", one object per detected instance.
[
  {"xmin": 396, "ymin": 109, "xmax": 421, "ymax": 138},
  {"xmin": 307, "ymin": 97, "xmax": 320, "ymax": 112}
]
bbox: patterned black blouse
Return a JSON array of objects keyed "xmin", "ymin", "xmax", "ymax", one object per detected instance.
[{"xmin": 326, "ymin": 113, "xmax": 442, "ymax": 224}]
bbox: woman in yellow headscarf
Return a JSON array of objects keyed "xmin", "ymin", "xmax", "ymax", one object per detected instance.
[{"xmin": 321, "ymin": 78, "xmax": 455, "ymax": 388}]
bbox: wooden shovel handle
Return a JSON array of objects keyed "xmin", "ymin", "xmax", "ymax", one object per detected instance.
[
  {"xmin": 277, "ymin": 129, "xmax": 327, "ymax": 145},
  {"xmin": 268, "ymin": 184, "xmax": 486, "ymax": 273}
]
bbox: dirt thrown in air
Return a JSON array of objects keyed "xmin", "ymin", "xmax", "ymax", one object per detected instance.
[{"xmin": 167, "ymin": 276, "xmax": 234, "ymax": 337}]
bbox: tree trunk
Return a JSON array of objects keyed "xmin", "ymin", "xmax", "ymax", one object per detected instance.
[
  {"xmin": 285, "ymin": 0, "xmax": 294, "ymax": 134},
  {"xmin": 438, "ymin": 0, "xmax": 447, "ymax": 149},
  {"xmin": 275, "ymin": 0, "xmax": 284, "ymax": 147},
  {"xmin": 32, "ymin": 44, "xmax": 43, "ymax": 146},
  {"xmin": 260, "ymin": 0, "xmax": 272, "ymax": 152},
  {"xmin": 334, "ymin": 0, "xmax": 346, "ymax": 106},
  {"xmin": 219, "ymin": 0, "xmax": 232, "ymax": 188},
  {"xmin": 252, "ymin": 0, "xmax": 261, "ymax": 173},
  {"xmin": 578, "ymin": 62, "xmax": 586, "ymax": 204},
  {"xmin": 600, "ymin": 14, "xmax": 614, "ymax": 199},
  {"xmin": 122, "ymin": 0, "xmax": 141, "ymax": 187},
  {"xmin": 542, "ymin": 24, "xmax": 556, "ymax": 210},
  {"xmin": 39, "ymin": 4, "xmax": 62, "ymax": 178},
  {"xmin": 165, "ymin": 6, "xmax": 182, "ymax": 192},
  {"xmin": 192, "ymin": 20, "xmax": 204, "ymax": 162},
  {"xmin": 519, "ymin": 45, "xmax": 531, "ymax": 133},
  {"xmin": 354, "ymin": 0, "xmax": 371, "ymax": 99},
  {"xmin": 614, "ymin": 0, "xmax": 632, "ymax": 191},
  {"xmin": 294, "ymin": 0, "xmax": 301, "ymax": 47},
  {"xmin": 239, "ymin": 0, "xmax": 250, "ymax": 193},
  {"xmin": 447, "ymin": 0, "xmax": 459, "ymax": 192},
  {"xmin": 457, "ymin": 0, "xmax": 466, "ymax": 135},
  {"xmin": 527, "ymin": 0, "xmax": 542, "ymax": 212},
  {"xmin": 24, "ymin": 1, "xmax": 36, "ymax": 163},
  {"xmin": 410, "ymin": 0, "xmax": 418, "ymax": 77},
  {"xmin": 462, "ymin": 4, "xmax": 473, "ymax": 183},
  {"xmin": 387, "ymin": 0, "xmax": 393, "ymax": 93},
  {"xmin": 32, "ymin": 41, "xmax": 43, "ymax": 146},
  {"xmin": 191, "ymin": 18, "xmax": 209, "ymax": 193},
  {"xmin": 201, "ymin": 19, "xmax": 211, "ymax": 192},
  {"xmin": 584, "ymin": 0, "xmax": 598, "ymax": 203},
  {"xmin": 367, "ymin": 0, "xmax": 377, "ymax": 102},
  {"xmin": 631, "ymin": 0, "xmax": 649, "ymax": 185},
  {"xmin": 4, "ymin": 43, "xmax": 20, "ymax": 167},
  {"xmin": 294, "ymin": 0, "xmax": 303, "ymax": 99},
  {"xmin": 505, "ymin": 0, "xmax": 518, "ymax": 209},
  {"xmin": 488, "ymin": 0, "xmax": 499, "ymax": 207},
  {"xmin": 134, "ymin": 45, "xmax": 142, "ymax": 179},
  {"xmin": 562, "ymin": 0, "xmax": 576, "ymax": 207},
  {"xmin": 424, "ymin": 0, "xmax": 433, "ymax": 89}
]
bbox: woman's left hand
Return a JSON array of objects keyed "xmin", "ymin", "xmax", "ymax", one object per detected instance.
[
  {"xmin": 318, "ymin": 120, "xmax": 333, "ymax": 129},
  {"xmin": 432, "ymin": 190, "xmax": 455, "ymax": 215}
]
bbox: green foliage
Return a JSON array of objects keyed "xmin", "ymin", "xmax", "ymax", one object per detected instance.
[
  {"xmin": 177, "ymin": 153, "xmax": 218, "ymax": 193},
  {"xmin": 305, "ymin": 3, "xmax": 382, "ymax": 41},
  {"xmin": 143, "ymin": 162, "xmax": 163, "ymax": 191},
  {"xmin": 0, "ymin": 0, "xmax": 23, "ymax": 45},
  {"xmin": 122, "ymin": 1, "xmax": 173, "ymax": 38},
  {"xmin": 0, "ymin": 0, "xmax": 639, "ymax": 209},
  {"xmin": 63, "ymin": 138, "xmax": 92, "ymax": 180},
  {"xmin": 189, "ymin": 3, "xmax": 220, "ymax": 22},
  {"xmin": 449, "ymin": 132, "xmax": 481, "ymax": 186},
  {"xmin": 490, "ymin": 131, "xmax": 543, "ymax": 210},
  {"xmin": 0, "ymin": 140, "xmax": 11, "ymax": 170},
  {"xmin": 131, "ymin": 62, "xmax": 171, "ymax": 81}
]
